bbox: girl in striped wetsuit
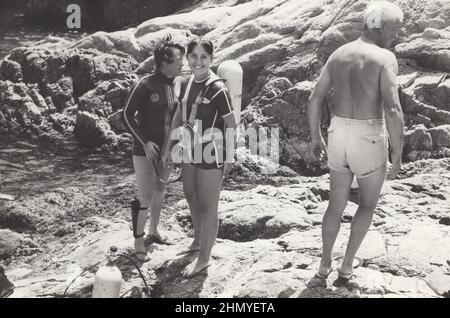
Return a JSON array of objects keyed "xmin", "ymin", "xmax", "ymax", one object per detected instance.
[{"xmin": 167, "ymin": 39, "xmax": 237, "ymax": 277}]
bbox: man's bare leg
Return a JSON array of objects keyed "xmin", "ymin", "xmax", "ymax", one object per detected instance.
[
  {"xmin": 318, "ymin": 170, "xmax": 353, "ymax": 276},
  {"xmin": 340, "ymin": 166, "xmax": 386, "ymax": 275}
]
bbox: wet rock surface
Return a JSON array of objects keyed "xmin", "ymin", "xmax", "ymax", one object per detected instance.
[{"xmin": 1, "ymin": 139, "xmax": 448, "ymax": 298}]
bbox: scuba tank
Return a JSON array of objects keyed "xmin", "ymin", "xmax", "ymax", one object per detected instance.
[
  {"xmin": 91, "ymin": 246, "xmax": 122, "ymax": 298},
  {"xmin": 217, "ymin": 60, "xmax": 243, "ymax": 124}
]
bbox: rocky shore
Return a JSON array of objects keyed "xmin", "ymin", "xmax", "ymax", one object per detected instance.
[
  {"xmin": 1, "ymin": 0, "xmax": 449, "ymax": 298},
  {"xmin": 1, "ymin": 143, "xmax": 449, "ymax": 297}
]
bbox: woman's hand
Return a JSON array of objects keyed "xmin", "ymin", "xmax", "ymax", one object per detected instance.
[
  {"xmin": 223, "ymin": 162, "xmax": 233, "ymax": 179},
  {"xmin": 161, "ymin": 150, "xmax": 171, "ymax": 168},
  {"xmin": 144, "ymin": 141, "xmax": 160, "ymax": 161}
]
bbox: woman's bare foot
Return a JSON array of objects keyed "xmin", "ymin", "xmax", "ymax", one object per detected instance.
[
  {"xmin": 177, "ymin": 240, "xmax": 201, "ymax": 256},
  {"xmin": 144, "ymin": 232, "xmax": 173, "ymax": 246},
  {"xmin": 182, "ymin": 259, "xmax": 210, "ymax": 278}
]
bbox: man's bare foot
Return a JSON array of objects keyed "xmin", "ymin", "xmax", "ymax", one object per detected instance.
[
  {"xmin": 317, "ymin": 258, "xmax": 332, "ymax": 277},
  {"xmin": 338, "ymin": 257, "xmax": 362, "ymax": 276},
  {"xmin": 182, "ymin": 259, "xmax": 210, "ymax": 278},
  {"xmin": 338, "ymin": 264, "xmax": 354, "ymax": 277}
]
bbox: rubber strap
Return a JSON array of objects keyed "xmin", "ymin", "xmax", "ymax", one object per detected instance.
[
  {"xmin": 181, "ymin": 75, "xmax": 195, "ymax": 124},
  {"xmin": 188, "ymin": 77, "xmax": 225, "ymax": 126}
]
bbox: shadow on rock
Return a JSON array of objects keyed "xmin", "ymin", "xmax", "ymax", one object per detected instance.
[
  {"xmin": 300, "ymin": 276, "xmax": 360, "ymax": 298},
  {"xmin": 151, "ymin": 252, "xmax": 209, "ymax": 298}
]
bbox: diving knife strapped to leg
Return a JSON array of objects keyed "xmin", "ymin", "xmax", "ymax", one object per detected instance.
[{"xmin": 130, "ymin": 197, "xmax": 172, "ymax": 250}]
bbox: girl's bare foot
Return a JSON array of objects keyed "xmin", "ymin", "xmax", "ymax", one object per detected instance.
[
  {"xmin": 182, "ymin": 259, "xmax": 210, "ymax": 278},
  {"xmin": 176, "ymin": 240, "xmax": 201, "ymax": 256}
]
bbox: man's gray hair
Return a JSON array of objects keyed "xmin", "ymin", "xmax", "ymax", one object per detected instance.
[{"xmin": 363, "ymin": 1, "xmax": 404, "ymax": 29}]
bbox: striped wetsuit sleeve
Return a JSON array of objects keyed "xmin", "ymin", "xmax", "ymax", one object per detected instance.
[
  {"xmin": 123, "ymin": 78, "xmax": 150, "ymax": 148},
  {"xmin": 211, "ymin": 86, "xmax": 234, "ymax": 118}
]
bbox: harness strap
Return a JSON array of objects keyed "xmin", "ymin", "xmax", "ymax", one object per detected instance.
[
  {"xmin": 188, "ymin": 77, "xmax": 224, "ymax": 126},
  {"xmin": 178, "ymin": 73, "xmax": 226, "ymax": 152},
  {"xmin": 181, "ymin": 75, "xmax": 195, "ymax": 124}
]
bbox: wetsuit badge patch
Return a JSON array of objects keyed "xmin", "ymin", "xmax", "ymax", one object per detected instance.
[{"xmin": 150, "ymin": 92, "xmax": 160, "ymax": 102}]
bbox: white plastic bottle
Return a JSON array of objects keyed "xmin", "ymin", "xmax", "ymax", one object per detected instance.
[{"xmin": 91, "ymin": 246, "xmax": 122, "ymax": 298}]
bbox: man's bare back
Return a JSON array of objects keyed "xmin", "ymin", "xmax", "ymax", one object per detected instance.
[{"xmin": 327, "ymin": 37, "xmax": 397, "ymax": 120}]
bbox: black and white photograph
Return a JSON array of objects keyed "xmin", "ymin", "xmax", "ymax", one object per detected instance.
[{"xmin": 0, "ymin": 0, "xmax": 449, "ymax": 302}]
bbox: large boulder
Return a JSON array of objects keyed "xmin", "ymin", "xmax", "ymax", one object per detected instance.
[
  {"xmin": 0, "ymin": 229, "xmax": 22, "ymax": 260},
  {"xmin": 246, "ymin": 79, "xmax": 329, "ymax": 175},
  {"xmin": 0, "ymin": 58, "xmax": 23, "ymax": 82},
  {"xmin": 78, "ymin": 78, "xmax": 136, "ymax": 117},
  {"xmin": 400, "ymin": 81, "xmax": 450, "ymax": 126},
  {"xmin": 176, "ymin": 185, "xmax": 315, "ymax": 242},
  {"xmin": 44, "ymin": 76, "xmax": 74, "ymax": 111},
  {"xmin": 385, "ymin": 225, "xmax": 450, "ymax": 275},
  {"xmin": 402, "ymin": 0, "xmax": 450, "ymax": 34},
  {"xmin": 409, "ymin": 74, "xmax": 450, "ymax": 112},
  {"xmin": 28, "ymin": 88, "xmax": 50, "ymax": 112},
  {"xmin": 431, "ymin": 79, "xmax": 450, "ymax": 112},
  {"xmin": 8, "ymin": 47, "xmax": 50, "ymax": 84},
  {"xmin": 396, "ymin": 27, "xmax": 450, "ymax": 73},
  {"xmin": 7, "ymin": 48, "xmax": 68, "ymax": 85},
  {"xmin": 74, "ymin": 111, "xmax": 116, "ymax": 148},
  {"xmin": 425, "ymin": 270, "xmax": 450, "ymax": 297},
  {"xmin": 0, "ymin": 80, "xmax": 42, "ymax": 126},
  {"xmin": 66, "ymin": 51, "xmax": 138, "ymax": 98},
  {"xmin": 75, "ymin": 28, "xmax": 192, "ymax": 64},
  {"xmin": 108, "ymin": 110, "xmax": 127, "ymax": 134},
  {"xmin": 429, "ymin": 125, "xmax": 450, "ymax": 148},
  {"xmin": 78, "ymin": 82, "xmax": 113, "ymax": 117},
  {"xmin": 404, "ymin": 125, "xmax": 433, "ymax": 161}
]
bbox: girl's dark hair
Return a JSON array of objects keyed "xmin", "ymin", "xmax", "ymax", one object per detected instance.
[
  {"xmin": 154, "ymin": 34, "xmax": 185, "ymax": 69},
  {"xmin": 187, "ymin": 39, "xmax": 214, "ymax": 56}
]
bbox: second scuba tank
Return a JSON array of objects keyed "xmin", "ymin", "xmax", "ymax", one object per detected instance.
[
  {"xmin": 91, "ymin": 246, "xmax": 122, "ymax": 298},
  {"xmin": 217, "ymin": 60, "xmax": 243, "ymax": 124}
]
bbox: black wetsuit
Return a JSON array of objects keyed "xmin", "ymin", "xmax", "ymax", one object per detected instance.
[{"xmin": 123, "ymin": 71, "xmax": 177, "ymax": 157}]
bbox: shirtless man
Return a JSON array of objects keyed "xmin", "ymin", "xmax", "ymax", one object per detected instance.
[{"xmin": 307, "ymin": 1, "xmax": 404, "ymax": 282}]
